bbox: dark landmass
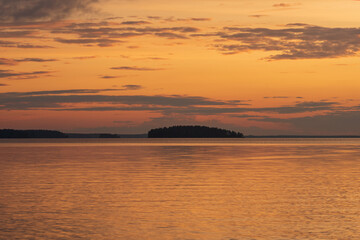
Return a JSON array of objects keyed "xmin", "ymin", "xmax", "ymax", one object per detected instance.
[
  {"xmin": 0, "ymin": 129, "xmax": 144, "ymax": 138},
  {"xmin": 2, "ymin": 128, "xmax": 360, "ymax": 139},
  {"xmin": 148, "ymin": 125, "xmax": 244, "ymax": 138},
  {"xmin": 0, "ymin": 129, "xmax": 68, "ymax": 138},
  {"xmin": 99, "ymin": 133, "xmax": 121, "ymax": 138},
  {"xmin": 0, "ymin": 130, "xmax": 120, "ymax": 138}
]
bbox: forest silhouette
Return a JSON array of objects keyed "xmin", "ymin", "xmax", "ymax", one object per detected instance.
[
  {"xmin": 148, "ymin": 126, "xmax": 244, "ymax": 138},
  {"xmin": 0, "ymin": 129, "xmax": 68, "ymax": 138}
]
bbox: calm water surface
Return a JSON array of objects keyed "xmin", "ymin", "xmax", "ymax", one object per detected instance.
[{"xmin": 0, "ymin": 138, "xmax": 360, "ymax": 239}]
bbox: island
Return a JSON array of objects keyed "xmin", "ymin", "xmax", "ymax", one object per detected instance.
[
  {"xmin": 148, "ymin": 126, "xmax": 244, "ymax": 138},
  {"xmin": 0, "ymin": 129, "xmax": 68, "ymax": 138},
  {"xmin": 0, "ymin": 129, "xmax": 121, "ymax": 138}
]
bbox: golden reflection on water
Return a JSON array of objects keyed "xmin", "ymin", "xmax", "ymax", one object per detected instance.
[{"xmin": 0, "ymin": 139, "xmax": 360, "ymax": 239}]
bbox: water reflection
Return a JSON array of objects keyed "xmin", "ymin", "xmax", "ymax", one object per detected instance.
[{"xmin": 0, "ymin": 139, "xmax": 360, "ymax": 239}]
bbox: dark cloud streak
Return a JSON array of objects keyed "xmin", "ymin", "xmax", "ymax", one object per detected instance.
[
  {"xmin": 0, "ymin": 40, "xmax": 52, "ymax": 48},
  {"xmin": 111, "ymin": 66, "xmax": 163, "ymax": 71},
  {"xmin": 214, "ymin": 25, "xmax": 360, "ymax": 59},
  {"xmin": 0, "ymin": 0, "xmax": 99, "ymax": 23},
  {"xmin": 0, "ymin": 69, "xmax": 51, "ymax": 79}
]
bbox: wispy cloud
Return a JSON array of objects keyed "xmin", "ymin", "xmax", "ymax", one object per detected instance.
[
  {"xmin": 0, "ymin": 69, "xmax": 51, "ymax": 79},
  {"xmin": 252, "ymin": 110, "xmax": 360, "ymax": 135},
  {"xmin": 121, "ymin": 21, "xmax": 151, "ymax": 25},
  {"xmin": 0, "ymin": 58, "xmax": 57, "ymax": 66},
  {"xmin": 0, "ymin": 88, "xmax": 341, "ymax": 116},
  {"xmin": 99, "ymin": 75, "xmax": 122, "ymax": 79},
  {"xmin": 0, "ymin": 0, "xmax": 99, "ymax": 23},
  {"xmin": 0, "ymin": 40, "xmax": 53, "ymax": 48},
  {"xmin": 122, "ymin": 85, "xmax": 142, "ymax": 90},
  {"xmin": 0, "ymin": 89, "xmax": 246, "ymax": 111},
  {"xmin": 16, "ymin": 58, "xmax": 57, "ymax": 62},
  {"xmin": 190, "ymin": 18, "xmax": 211, "ymax": 21},
  {"xmin": 0, "ymin": 58, "xmax": 17, "ymax": 66},
  {"xmin": 55, "ymin": 38, "xmax": 121, "ymax": 47},
  {"xmin": 214, "ymin": 25, "xmax": 360, "ymax": 60},
  {"xmin": 0, "ymin": 30, "xmax": 35, "ymax": 38},
  {"xmin": 49, "ymin": 24, "xmax": 200, "ymax": 46},
  {"xmin": 71, "ymin": 56, "xmax": 97, "ymax": 60},
  {"xmin": 248, "ymin": 15, "xmax": 268, "ymax": 18},
  {"xmin": 111, "ymin": 66, "xmax": 164, "ymax": 71},
  {"xmin": 273, "ymin": 3, "xmax": 296, "ymax": 8}
]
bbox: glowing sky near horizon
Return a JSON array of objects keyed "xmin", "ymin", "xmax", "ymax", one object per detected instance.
[{"xmin": 1, "ymin": 0, "xmax": 360, "ymax": 134}]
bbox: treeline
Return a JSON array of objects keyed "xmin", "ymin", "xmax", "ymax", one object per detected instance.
[
  {"xmin": 0, "ymin": 129, "xmax": 121, "ymax": 138},
  {"xmin": 0, "ymin": 129, "xmax": 68, "ymax": 138},
  {"xmin": 148, "ymin": 126, "xmax": 244, "ymax": 138}
]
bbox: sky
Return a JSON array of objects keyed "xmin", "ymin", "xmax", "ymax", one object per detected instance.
[{"xmin": 1, "ymin": 0, "xmax": 360, "ymax": 135}]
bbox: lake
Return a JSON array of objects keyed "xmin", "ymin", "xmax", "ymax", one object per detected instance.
[{"xmin": 1, "ymin": 138, "xmax": 359, "ymax": 239}]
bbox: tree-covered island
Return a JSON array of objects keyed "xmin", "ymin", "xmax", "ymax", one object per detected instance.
[
  {"xmin": 0, "ymin": 129, "xmax": 121, "ymax": 138},
  {"xmin": 0, "ymin": 129, "xmax": 68, "ymax": 138},
  {"xmin": 148, "ymin": 126, "xmax": 244, "ymax": 138}
]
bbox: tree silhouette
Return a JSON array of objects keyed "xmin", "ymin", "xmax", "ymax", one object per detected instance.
[
  {"xmin": 148, "ymin": 125, "xmax": 244, "ymax": 138},
  {"xmin": 0, "ymin": 129, "xmax": 68, "ymax": 138}
]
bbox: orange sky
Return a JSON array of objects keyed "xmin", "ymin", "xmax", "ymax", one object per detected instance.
[{"xmin": 1, "ymin": 0, "xmax": 360, "ymax": 135}]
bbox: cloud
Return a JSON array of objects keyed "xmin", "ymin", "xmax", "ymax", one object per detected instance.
[
  {"xmin": 0, "ymin": 69, "xmax": 51, "ymax": 79},
  {"xmin": 0, "ymin": 57, "xmax": 57, "ymax": 66},
  {"xmin": 252, "ymin": 110, "xmax": 360, "ymax": 135},
  {"xmin": 0, "ymin": 89, "xmax": 244, "ymax": 111},
  {"xmin": 16, "ymin": 43, "xmax": 53, "ymax": 48},
  {"xmin": 121, "ymin": 21, "xmax": 151, "ymax": 25},
  {"xmin": 0, "ymin": 58, "xmax": 17, "ymax": 66},
  {"xmin": 190, "ymin": 18, "xmax": 211, "ymax": 21},
  {"xmin": 273, "ymin": 3, "xmax": 293, "ymax": 7},
  {"xmin": 2, "ymin": 87, "xmax": 142, "ymax": 97},
  {"xmin": 248, "ymin": 15, "xmax": 268, "ymax": 18},
  {"xmin": 0, "ymin": 83, "xmax": 8, "ymax": 86},
  {"xmin": 231, "ymin": 114, "xmax": 266, "ymax": 118},
  {"xmin": 0, "ymin": 89, "xmax": 340, "ymax": 116},
  {"xmin": 160, "ymin": 101, "xmax": 340, "ymax": 115},
  {"xmin": 3, "ymin": 88, "xmax": 358, "ymax": 134},
  {"xmin": 214, "ymin": 25, "xmax": 360, "ymax": 59},
  {"xmin": 55, "ymin": 37, "xmax": 121, "ymax": 47},
  {"xmin": 111, "ymin": 66, "xmax": 163, "ymax": 71},
  {"xmin": 71, "ymin": 56, "xmax": 97, "ymax": 60},
  {"xmin": 0, "ymin": 30, "xmax": 35, "ymax": 38},
  {"xmin": 145, "ymin": 16, "xmax": 210, "ymax": 23},
  {"xmin": 141, "ymin": 57, "xmax": 168, "ymax": 60},
  {"xmin": 154, "ymin": 32, "xmax": 187, "ymax": 39},
  {"xmin": 66, "ymin": 21, "xmax": 113, "ymax": 29},
  {"xmin": 7, "ymin": 88, "xmax": 122, "ymax": 96},
  {"xmin": 16, "ymin": 58, "xmax": 57, "ymax": 62},
  {"xmin": 263, "ymin": 96, "xmax": 303, "ymax": 99},
  {"xmin": 0, "ymin": 0, "xmax": 99, "ymax": 23},
  {"xmin": 49, "ymin": 24, "xmax": 200, "ymax": 46},
  {"xmin": 286, "ymin": 23, "xmax": 311, "ymax": 27},
  {"xmin": 146, "ymin": 16, "xmax": 161, "ymax": 20},
  {"xmin": 0, "ymin": 40, "xmax": 14, "ymax": 46},
  {"xmin": 100, "ymin": 75, "xmax": 121, "ymax": 79},
  {"xmin": 0, "ymin": 40, "xmax": 53, "ymax": 48},
  {"xmin": 264, "ymin": 96, "xmax": 290, "ymax": 99},
  {"xmin": 122, "ymin": 85, "xmax": 142, "ymax": 90}
]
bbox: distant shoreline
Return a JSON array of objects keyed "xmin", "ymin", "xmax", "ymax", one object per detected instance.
[
  {"xmin": 0, "ymin": 129, "xmax": 146, "ymax": 139},
  {"xmin": 2, "ymin": 129, "xmax": 360, "ymax": 138}
]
